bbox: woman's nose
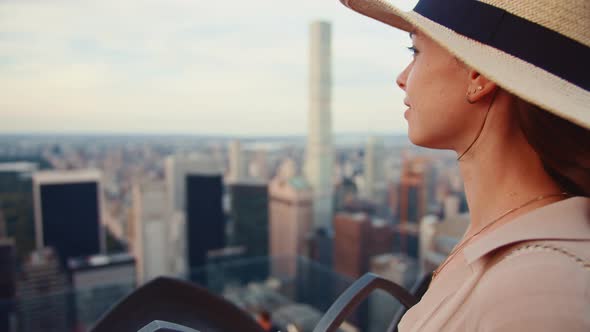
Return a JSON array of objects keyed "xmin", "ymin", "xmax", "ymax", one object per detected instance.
[{"xmin": 396, "ymin": 64, "xmax": 409, "ymax": 91}]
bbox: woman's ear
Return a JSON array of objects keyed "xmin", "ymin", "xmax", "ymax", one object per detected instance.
[{"xmin": 466, "ymin": 69, "xmax": 497, "ymax": 104}]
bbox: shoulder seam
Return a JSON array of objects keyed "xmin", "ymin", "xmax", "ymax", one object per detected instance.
[{"xmin": 502, "ymin": 242, "xmax": 590, "ymax": 272}]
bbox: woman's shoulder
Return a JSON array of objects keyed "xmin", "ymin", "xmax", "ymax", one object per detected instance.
[
  {"xmin": 479, "ymin": 239, "xmax": 589, "ymax": 292},
  {"xmin": 468, "ymin": 240, "xmax": 590, "ymax": 331}
]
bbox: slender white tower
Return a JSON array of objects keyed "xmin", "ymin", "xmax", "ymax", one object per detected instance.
[{"xmin": 305, "ymin": 21, "xmax": 333, "ymax": 230}]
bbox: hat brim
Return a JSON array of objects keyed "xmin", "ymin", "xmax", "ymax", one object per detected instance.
[{"xmin": 341, "ymin": 0, "xmax": 590, "ymax": 130}]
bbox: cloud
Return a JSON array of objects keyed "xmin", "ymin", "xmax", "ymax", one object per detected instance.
[{"xmin": 0, "ymin": 0, "xmax": 416, "ymax": 135}]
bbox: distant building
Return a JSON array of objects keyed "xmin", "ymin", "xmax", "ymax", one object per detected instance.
[
  {"xmin": 33, "ymin": 170, "xmax": 105, "ymax": 266},
  {"xmin": 333, "ymin": 213, "xmax": 371, "ymax": 279},
  {"xmin": 16, "ymin": 248, "xmax": 70, "ymax": 332},
  {"xmin": 228, "ymin": 140, "xmax": 248, "ymax": 183},
  {"xmin": 164, "ymin": 155, "xmax": 225, "ymax": 280},
  {"xmin": 419, "ymin": 195, "xmax": 469, "ymax": 275},
  {"xmin": 363, "ymin": 136, "xmax": 387, "ymax": 205},
  {"xmin": 186, "ymin": 173, "xmax": 225, "ymax": 276},
  {"xmin": 67, "ymin": 253, "xmax": 135, "ymax": 330},
  {"xmin": 132, "ymin": 181, "xmax": 172, "ymax": 284},
  {"xmin": 229, "ymin": 181, "xmax": 269, "ymax": 258},
  {"xmin": 305, "ymin": 228, "xmax": 334, "ymax": 267},
  {"xmin": 370, "ymin": 253, "xmax": 418, "ymax": 289},
  {"xmin": 334, "ymin": 178, "xmax": 358, "ymax": 212},
  {"xmin": 165, "ymin": 154, "xmax": 221, "ymax": 213},
  {"xmin": 204, "ymin": 246, "xmax": 247, "ymax": 292},
  {"xmin": 392, "ymin": 222, "xmax": 420, "ymax": 259},
  {"xmin": 332, "ymin": 213, "xmax": 374, "ymax": 332},
  {"xmin": 168, "ymin": 211, "xmax": 187, "ymax": 276},
  {"xmin": 334, "ymin": 213, "xmax": 394, "ymax": 279},
  {"xmin": 0, "ymin": 162, "xmax": 38, "ymax": 259},
  {"xmin": 305, "ymin": 21, "xmax": 334, "ymax": 230},
  {"xmin": 339, "ymin": 197, "xmax": 377, "ymax": 216},
  {"xmin": 368, "ymin": 219, "xmax": 394, "ymax": 257},
  {"xmin": 268, "ymin": 160, "xmax": 313, "ymax": 277},
  {"xmin": 0, "ymin": 239, "xmax": 17, "ymax": 332},
  {"xmin": 369, "ymin": 253, "xmax": 418, "ymax": 332},
  {"xmin": 426, "ymin": 160, "xmax": 443, "ymax": 211},
  {"xmin": 248, "ymin": 149, "xmax": 270, "ymax": 181},
  {"xmin": 388, "ymin": 182, "xmax": 400, "ymax": 220},
  {"xmin": 273, "ymin": 303, "xmax": 358, "ymax": 332},
  {"xmin": 0, "ymin": 162, "xmax": 37, "ymax": 175},
  {"xmin": 398, "ymin": 158, "xmax": 429, "ymax": 224},
  {"xmin": 394, "ymin": 157, "xmax": 432, "ymax": 257},
  {"xmin": 0, "ymin": 208, "xmax": 6, "ymax": 239}
]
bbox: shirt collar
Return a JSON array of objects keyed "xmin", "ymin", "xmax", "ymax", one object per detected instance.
[{"xmin": 463, "ymin": 196, "xmax": 590, "ymax": 264}]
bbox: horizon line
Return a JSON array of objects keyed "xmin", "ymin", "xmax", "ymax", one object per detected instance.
[{"xmin": 0, "ymin": 131, "xmax": 409, "ymax": 138}]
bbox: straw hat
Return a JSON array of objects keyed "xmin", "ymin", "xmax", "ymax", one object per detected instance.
[{"xmin": 340, "ymin": 0, "xmax": 590, "ymax": 129}]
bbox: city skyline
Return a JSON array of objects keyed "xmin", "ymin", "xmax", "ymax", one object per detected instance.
[
  {"xmin": 0, "ymin": 0, "xmax": 418, "ymax": 136},
  {"xmin": 0, "ymin": 131, "xmax": 465, "ymax": 331}
]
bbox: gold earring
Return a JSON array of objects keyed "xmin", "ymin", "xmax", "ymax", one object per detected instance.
[{"xmin": 466, "ymin": 86, "xmax": 483, "ymax": 104}]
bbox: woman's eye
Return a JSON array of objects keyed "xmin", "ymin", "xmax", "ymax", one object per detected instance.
[{"xmin": 407, "ymin": 46, "xmax": 419, "ymax": 56}]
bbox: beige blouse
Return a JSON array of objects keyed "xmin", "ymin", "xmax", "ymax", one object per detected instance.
[{"xmin": 398, "ymin": 196, "xmax": 590, "ymax": 331}]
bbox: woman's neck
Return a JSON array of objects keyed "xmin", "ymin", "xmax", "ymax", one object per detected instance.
[{"xmin": 457, "ymin": 95, "xmax": 563, "ymax": 238}]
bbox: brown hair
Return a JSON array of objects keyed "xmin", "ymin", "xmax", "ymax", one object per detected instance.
[{"xmin": 516, "ymin": 100, "xmax": 590, "ymax": 197}]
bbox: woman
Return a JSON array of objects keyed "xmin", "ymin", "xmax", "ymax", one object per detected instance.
[{"xmin": 339, "ymin": 0, "xmax": 589, "ymax": 330}]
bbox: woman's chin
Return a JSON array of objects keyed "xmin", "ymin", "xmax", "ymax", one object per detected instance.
[
  {"xmin": 408, "ymin": 127, "xmax": 430, "ymax": 147},
  {"xmin": 408, "ymin": 128, "xmax": 449, "ymax": 150}
]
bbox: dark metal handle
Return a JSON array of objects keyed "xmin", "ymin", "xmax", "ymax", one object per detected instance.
[
  {"xmin": 313, "ymin": 273, "xmax": 419, "ymax": 332},
  {"xmin": 138, "ymin": 320, "xmax": 200, "ymax": 332}
]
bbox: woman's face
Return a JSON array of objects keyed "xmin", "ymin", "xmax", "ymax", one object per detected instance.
[{"xmin": 396, "ymin": 31, "xmax": 475, "ymax": 150}]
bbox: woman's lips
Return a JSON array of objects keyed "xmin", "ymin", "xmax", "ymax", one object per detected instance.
[{"xmin": 403, "ymin": 100, "xmax": 410, "ymax": 119}]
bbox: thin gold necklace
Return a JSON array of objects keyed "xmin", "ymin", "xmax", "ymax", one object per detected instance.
[{"xmin": 431, "ymin": 192, "xmax": 570, "ymax": 281}]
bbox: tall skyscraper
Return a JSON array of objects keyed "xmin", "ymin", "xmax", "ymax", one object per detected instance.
[
  {"xmin": 268, "ymin": 160, "xmax": 313, "ymax": 277},
  {"xmin": 33, "ymin": 170, "xmax": 105, "ymax": 265},
  {"xmin": 304, "ymin": 21, "xmax": 334, "ymax": 230},
  {"xmin": 229, "ymin": 181, "xmax": 269, "ymax": 258},
  {"xmin": 132, "ymin": 181, "xmax": 172, "ymax": 284}
]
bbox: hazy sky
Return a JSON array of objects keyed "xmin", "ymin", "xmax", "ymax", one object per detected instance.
[{"xmin": 0, "ymin": 0, "xmax": 417, "ymax": 136}]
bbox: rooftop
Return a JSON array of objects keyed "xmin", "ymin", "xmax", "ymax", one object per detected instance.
[
  {"xmin": 0, "ymin": 162, "xmax": 38, "ymax": 173},
  {"xmin": 33, "ymin": 169, "xmax": 102, "ymax": 185}
]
